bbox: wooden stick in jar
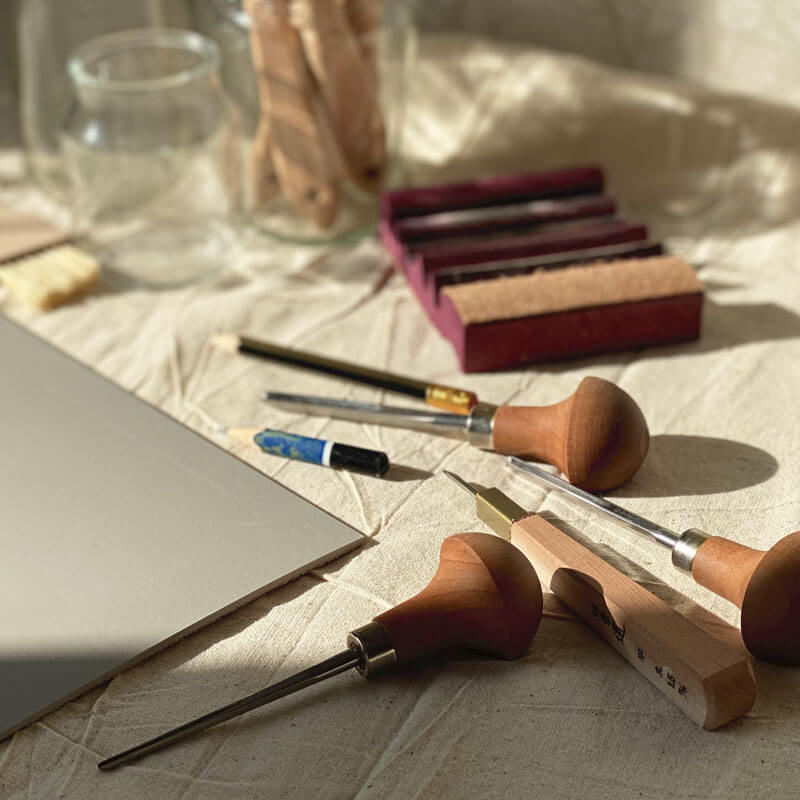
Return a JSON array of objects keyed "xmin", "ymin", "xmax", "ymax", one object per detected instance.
[
  {"xmin": 291, "ymin": 0, "xmax": 386, "ymax": 193},
  {"xmin": 244, "ymin": 0, "xmax": 340, "ymax": 227}
]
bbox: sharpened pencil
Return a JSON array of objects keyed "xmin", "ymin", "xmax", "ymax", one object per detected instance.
[{"xmin": 209, "ymin": 333, "xmax": 477, "ymax": 414}]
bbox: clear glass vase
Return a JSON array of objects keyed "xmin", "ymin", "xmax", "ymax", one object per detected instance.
[
  {"xmin": 17, "ymin": 0, "xmax": 194, "ymax": 200},
  {"xmin": 61, "ymin": 29, "xmax": 241, "ymax": 289}
]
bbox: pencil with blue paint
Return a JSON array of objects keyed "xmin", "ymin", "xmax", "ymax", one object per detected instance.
[{"xmin": 222, "ymin": 427, "xmax": 390, "ymax": 477}]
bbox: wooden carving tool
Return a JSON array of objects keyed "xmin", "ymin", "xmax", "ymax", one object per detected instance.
[
  {"xmin": 263, "ymin": 376, "xmax": 650, "ymax": 491},
  {"xmin": 445, "ymin": 472, "xmax": 756, "ymax": 730},
  {"xmin": 511, "ymin": 458, "xmax": 800, "ymax": 664},
  {"xmin": 291, "ymin": 0, "xmax": 385, "ymax": 192},
  {"xmin": 244, "ymin": 0, "xmax": 340, "ymax": 227},
  {"xmin": 99, "ymin": 533, "xmax": 543, "ymax": 770}
]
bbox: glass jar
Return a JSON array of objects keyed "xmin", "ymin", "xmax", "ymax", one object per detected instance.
[
  {"xmin": 17, "ymin": 0, "xmax": 194, "ymax": 200},
  {"xmin": 200, "ymin": 0, "xmax": 414, "ymax": 243},
  {"xmin": 61, "ymin": 29, "xmax": 241, "ymax": 289}
]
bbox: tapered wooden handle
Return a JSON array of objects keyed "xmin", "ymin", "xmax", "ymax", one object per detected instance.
[
  {"xmin": 691, "ymin": 537, "xmax": 765, "ymax": 609},
  {"xmin": 510, "ymin": 514, "xmax": 756, "ymax": 729},
  {"xmin": 294, "ymin": 0, "xmax": 385, "ymax": 192},
  {"xmin": 693, "ymin": 532, "xmax": 800, "ymax": 664},
  {"xmin": 374, "ymin": 533, "xmax": 543, "ymax": 666},
  {"xmin": 250, "ymin": 118, "xmax": 280, "ymax": 204},
  {"xmin": 491, "ymin": 377, "xmax": 650, "ymax": 491},
  {"xmin": 245, "ymin": 0, "xmax": 340, "ymax": 227}
]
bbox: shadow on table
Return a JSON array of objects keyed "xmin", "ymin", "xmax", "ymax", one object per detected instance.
[
  {"xmin": 531, "ymin": 297, "xmax": 800, "ymax": 380},
  {"xmin": 382, "ymin": 465, "xmax": 433, "ymax": 482},
  {"xmin": 693, "ymin": 297, "xmax": 800, "ymax": 353},
  {"xmin": 613, "ymin": 434, "xmax": 778, "ymax": 498}
]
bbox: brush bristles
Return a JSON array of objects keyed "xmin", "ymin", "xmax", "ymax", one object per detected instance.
[{"xmin": 0, "ymin": 245, "xmax": 99, "ymax": 310}]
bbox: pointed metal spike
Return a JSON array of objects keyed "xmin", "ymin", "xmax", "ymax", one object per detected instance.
[
  {"xmin": 98, "ymin": 648, "xmax": 360, "ymax": 771},
  {"xmin": 443, "ymin": 470, "xmax": 478, "ymax": 496}
]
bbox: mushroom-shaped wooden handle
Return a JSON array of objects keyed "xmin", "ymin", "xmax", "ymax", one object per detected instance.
[
  {"xmin": 374, "ymin": 533, "xmax": 543, "ymax": 666},
  {"xmin": 691, "ymin": 532, "xmax": 800, "ymax": 663},
  {"xmin": 491, "ymin": 377, "xmax": 650, "ymax": 491}
]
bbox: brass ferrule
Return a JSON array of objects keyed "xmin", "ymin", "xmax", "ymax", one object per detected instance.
[
  {"xmin": 476, "ymin": 488, "xmax": 528, "ymax": 541},
  {"xmin": 425, "ymin": 385, "xmax": 478, "ymax": 415}
]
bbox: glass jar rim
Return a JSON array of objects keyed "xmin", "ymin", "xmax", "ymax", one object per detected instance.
[{"xmin": 67, "ymin": 29, "xmax": 221, "ymax": 93}]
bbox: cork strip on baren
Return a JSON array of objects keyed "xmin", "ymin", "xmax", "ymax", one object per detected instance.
[{"xmin": 441, "ymin": 256, "xmax": 703, "ymax": 325}]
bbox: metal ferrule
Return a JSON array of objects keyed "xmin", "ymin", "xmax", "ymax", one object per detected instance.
[
  {"xmin": 476, "ymin": 488, "xmax": 527, "ymax": 541},
  {"xmin": 465, "ymin": 402, "xmax": 496, "ymax": 449},
  {"xmin": 347, "ymin": 621, "xmax": 398, "ymax": 678},
  {"xmin": 671, "ymin": 529, "xmax": 711, "ymax": 573}
]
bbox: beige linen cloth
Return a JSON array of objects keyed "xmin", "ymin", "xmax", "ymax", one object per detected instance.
[{"xmin": 3, "ymin": 35, "xmax": 800, "ymax": 799}]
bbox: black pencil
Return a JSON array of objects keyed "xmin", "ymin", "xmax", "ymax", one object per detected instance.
[{"xmin": 209, "ymin": 333, "xmax": 477, "ymax": 414}]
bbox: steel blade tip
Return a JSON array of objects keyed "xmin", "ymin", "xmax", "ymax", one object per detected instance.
[{"xmin": 443, "ymin": 471, "xmax": 478, "ymax": 496}]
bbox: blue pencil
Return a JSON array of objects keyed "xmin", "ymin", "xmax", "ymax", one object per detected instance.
[{"xmin": 223, "ymin": 427, "xmax": 390, "ymax": 476}]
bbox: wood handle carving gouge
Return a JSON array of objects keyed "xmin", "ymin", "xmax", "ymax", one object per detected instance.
[
  {"xmin": 98, "ymin": 533, "xmax": 543, "ymax": 771},
  {"xmin": 264, "ymin": 375, "xmax": 650, "ymax": 491},
  {"xmin": 511, "ymin": 457, "xmax": 800, "ymax": 664},
  {"xmin": 444, "ymin": 471, "xmax": 756, "ymax": 729}
]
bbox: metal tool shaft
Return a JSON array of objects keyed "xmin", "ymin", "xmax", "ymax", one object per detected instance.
[
  {"xmin": 98, "ymin": 648, "xmax": 360, "ymax": 771},
  {"xmin": 508, "ymin": 457, "xmax": 680, "ymax": 549},
  {"xmin": 264, "ymin": 391, "xmax": 495, "ymax": 447}
]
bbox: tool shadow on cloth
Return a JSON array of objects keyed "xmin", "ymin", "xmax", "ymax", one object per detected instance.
[
  {"xmin": 228, "ymin": 648, "xmax": 533, "ymax": 734},
  {"xmin": 382, "ymin": 465, "xmax": 434, "ymax": 482},
  {"xmin": 693, "ymin": 298, "xmax": 800, "ymax": 353},
  {"xmin": 528, "ymin": 298, "xmax": 800, "ymax": 375},
  {"xmin": 612, "ymin": 434, "xmax": 778, "ymax": 498}
]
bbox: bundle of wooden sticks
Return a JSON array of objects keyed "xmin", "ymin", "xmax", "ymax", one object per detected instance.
[{"xmin": 244, "ymin": 0, "xmax": 385, "ymax": 228}]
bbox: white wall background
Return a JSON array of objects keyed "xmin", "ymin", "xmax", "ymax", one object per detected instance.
[
  {"xmin": 2, "ymin": 0, "xmax": 800, "ymax": 146},
  {"xmin": 414, "ymin": 0, "xmax": 800, "ymax": 110}
]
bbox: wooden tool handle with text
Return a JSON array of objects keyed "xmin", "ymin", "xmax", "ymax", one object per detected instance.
[{"xmin": 509, "ymin": 515, "xmax": 756, "ymax": 729}]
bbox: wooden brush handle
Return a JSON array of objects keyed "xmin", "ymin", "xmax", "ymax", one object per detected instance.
[
  {"xmin": 293, "ymin": 0, "xmax": 385, "ymax": 192},
  {"xmin": 343, "ymin": 0, "xmax": 380, "ymax": 70},
  {"xmin": 375, "ymin": 533, "xmax": 543, "ymax": 666},
  {"xmin": 510, "ymin": 514, "xmax": 756, "ymax": 730},
  {"xmin": 250, "ymin": 117, "xmax": 280, "ymax": 204},
  {"xmin": 245, "ymin": 0, "xmax": 340, "ymax": 227},
  {"xmin": 491, "ymin": 377, "xmax": 650, "ymax": 491}
]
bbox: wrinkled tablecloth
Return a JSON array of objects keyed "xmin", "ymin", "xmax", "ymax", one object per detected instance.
[{"xmin": 3, "ymin": 35, "xmax": 800, "ymax": 800}]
